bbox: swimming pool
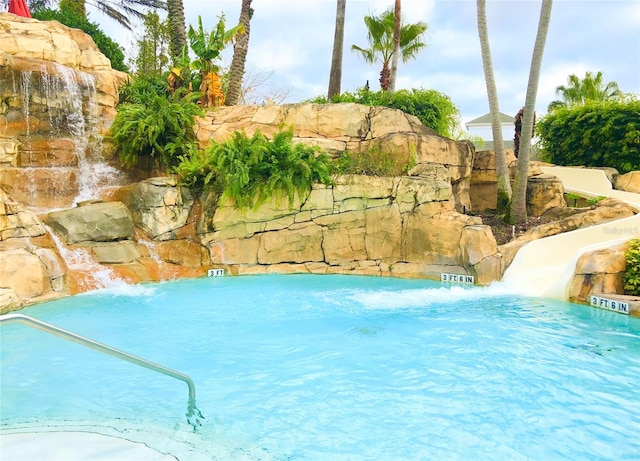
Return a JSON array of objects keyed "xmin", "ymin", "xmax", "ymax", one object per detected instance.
[{"xmin": 1, "ymin": 274, "xmax": 639, "ymax": 460}]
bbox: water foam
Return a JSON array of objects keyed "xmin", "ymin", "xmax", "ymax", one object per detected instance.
[{"xmin": 344, "ymin": 282, "xmax": 519, "ymax": 310}]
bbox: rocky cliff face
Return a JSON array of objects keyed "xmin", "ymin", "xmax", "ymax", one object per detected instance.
[
  {"xmin": 1, "ymin": 15, "xmax": 635, "ymax": 316},
  {"xmin": 0, "ymin": 13, "xmax": 128, "ymax": 210}
]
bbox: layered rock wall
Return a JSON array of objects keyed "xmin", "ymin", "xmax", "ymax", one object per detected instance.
[
  {"xmin": 198, "ymin": 104, "xmax": 475, "ymax": 212},
  {"xmin": 0, "ymin": 14, "xmax": 127, "ymax": 210}
]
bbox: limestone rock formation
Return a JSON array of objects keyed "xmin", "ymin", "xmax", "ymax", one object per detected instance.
[
  {"xmin": 0, "ymin": 189, "xmax": 66, "ymax": 312},
  {"xmin": 469, "ymin": 150, "xmax": 563, "ymax": 215},
  {"xmin": 197, "ymin": 104, "xmax": 474, "ymax": 212},
  {"xmin": 45, "ymin": 201, "xmax": 134, "ymax": 243},
  {"xmin": 202, "ymin": 169, "xmax": 500, "ymax": 282},
  {"xmin": 569, "ymin": 243, "xmax": 626, "ymax": 303},
  {"xmin": 113, "ymin": 177, "xmax": 195, "ymax": 241},
  {"xmin": 526, "ymin": 173, "xmax": 566, "ymax": 217},
  {"xmin": 0, "ymin": 13, "xmax": 127, "ymax": 210},
  {"xmin": 615, "ymin": 171, "xmax": 640, "ymax": 193}
]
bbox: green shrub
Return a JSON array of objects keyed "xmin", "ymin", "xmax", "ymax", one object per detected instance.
[
  {"xmin": 118, "ymin": 74, "xmax": 170, "ymax": 104},
  {"xmin": 32, "ymin": 9, "xmax": 128, "ymax": 72},
  {"xmin": 176, "ymin": 127, "xmax": 334, "ymax": 209},
  {"xmin": 537, "ymin": 99, "xmax": 640, "ymax": 173},
  {"xmin": 107, "ymin": 87, "xmax": 203, "ymax": 170},
  {"xmin": 308, "ymin": 87, "xmax": 460, "ymax": 139},
  {"xmin": 623, "ymin": 238, "xmax": 640, "ymax": 296},
  {"xmin": 336, "ymin": 143, "xmax": 412, "ymax": 177}
]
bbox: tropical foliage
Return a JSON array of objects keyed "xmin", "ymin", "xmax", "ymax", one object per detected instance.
[
  {"xmin": 132, "ymin": 11, "xmax": 171, "ymax": 77},
  {"xmin": 624, "ymin": 239, "xmax": 640, "ymax": 296},
  {"xmin": 311, "ymin": 87, "xmax": 460, "ymax": 138},
  {"xmin": 30, "ymin": 0, "xmax": 164, "ymax": 30},
  {"xmin": 32, "ymin": 7, "xmax": 128, "ymax": 72},
  {"xmin": 537, "ymin": 99, "xmax": 640, "ymax": 173},
  {"xmin": 174, "ymin": 128, "xmax": 334, "ymax": 209},
  {"xmin": 548, "ymin": 71, "xmax": 623, "ymax": 111},
  {"xmin": 351, "ymin": 8, "xmax": 427, "ymax": 91},
  {"xmin": 107, "ymin": 86, "xmax": 203, "ymax": 171},
  {"xmin": 335, "ymin": 143, "xmax": 413, "ymax": 177},
  {"xmin": 168, "ymin": 14, "xmax": 244, "ymax": 106}
]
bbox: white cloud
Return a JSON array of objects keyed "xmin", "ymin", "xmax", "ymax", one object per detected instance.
[{"xmin": 94, "ymin": 0, "xmax": 638, "ymax": 120}]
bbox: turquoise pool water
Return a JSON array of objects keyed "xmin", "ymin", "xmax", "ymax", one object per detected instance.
[{"xmin": 1, "ymin": 274, "xmax": 640, "ymax": 460}]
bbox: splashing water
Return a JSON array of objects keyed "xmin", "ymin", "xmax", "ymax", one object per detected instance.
[{"xmin": 46, "ymin": 226, "xmax": 126, "ymax": 291}]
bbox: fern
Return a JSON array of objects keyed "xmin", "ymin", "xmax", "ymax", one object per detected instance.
[
  {"xmin": 179, "ymin": 127, "xmax": 334, "ymax": 209},
  {"xmin": 107, "ymin": 89, "xmax": 203, "ymax": 171}
]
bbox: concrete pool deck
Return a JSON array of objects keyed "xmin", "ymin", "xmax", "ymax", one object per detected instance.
[{"xmin": 0, "ymin": 431, "xmax": 178, "ymax": 461}]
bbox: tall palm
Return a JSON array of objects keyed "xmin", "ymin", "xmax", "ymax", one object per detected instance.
[
  {"xmin": 327, "ymin": 0, "xmax": 346, "ymax": 100},
  {"xmin": 510, "ymin": 0, "xmax": 554, "ymax": 224},
  {"xmin": 548, "ymin": 71, "xmax": 622, "ymax": 111},
  {"xmin": 351, "ymin": 8, "xmax": 427, "ymax": 91},
  {"xmin": 166, "ymin": 0, "xmax": 187, "ymax": 62},
  {"xmin": 388, "ymin": 0, "xmax": 401, "ymax": 92},
  {"xmin": 36, "ymin": 0, "xmax": 165, "ymax": 30},
  {"xmin": 226, "ymin": 0, "xmax": 253, "ymax": 106},
  {"xmin": 476, "ymin": 0, "xmax": 511, "ymax": 212}
]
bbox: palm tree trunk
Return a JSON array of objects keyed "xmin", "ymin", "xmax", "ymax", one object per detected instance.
[
  {"xmin": 167, "ymin": 0, "xmax": 187, "ymax": 63},
  {"xmin": 226, "ymin": 0, "xmax": 253, "ymax": 105},
  {"xmin": 476, "ymin": 0, "xmax": 511, "ymax": 213},
  {"xmin": 510, "ymin": 0, "xmax": 553, "ymax": 223},
  {"xmin": 389, "ymin": 0, "xmax": 401, "ymax": 92},
  {"xmin": 327, "ymin": 0, "xmax": 346, "ymax": 100}
]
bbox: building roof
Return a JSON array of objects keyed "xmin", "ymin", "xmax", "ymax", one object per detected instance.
[{"xmin": 466, "ymin": 112, "xmax": 514, "ymax": 127}]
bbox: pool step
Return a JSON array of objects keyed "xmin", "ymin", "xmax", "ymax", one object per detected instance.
[{"xmin": 0, "ymin": 432, "xmax": 177, "ymax": 461}]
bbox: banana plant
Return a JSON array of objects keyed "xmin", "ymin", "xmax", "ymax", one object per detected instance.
[{"xmin": 187, "ymin": 14, "xmax": 244, "ymax": 106}]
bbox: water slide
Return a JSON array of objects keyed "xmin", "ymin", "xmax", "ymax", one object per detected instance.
[{"xmin": 501, "ymin": 166, "xmax": 640, "ymax": 299}]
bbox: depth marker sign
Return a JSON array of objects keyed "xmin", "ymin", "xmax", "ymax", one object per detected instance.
[
  {"xmin": 440, "ymin": 273, "xmax": 474, "ymax": 285},
  {"xmin": 590, "ymin": 295, "xmax": 629, "ymax": 315}
]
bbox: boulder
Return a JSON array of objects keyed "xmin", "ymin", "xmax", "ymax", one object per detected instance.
[
  {"xmin": 45, "ymin": 201, "xmax": 134, "ymax": 243},
  {"xmin": 0, "ymin": 247, "xmax": 51, "ymax": 299},
  {"xmin": 113, "ymin": 177, "xmax": 194, "ymax": 241},
  {"xmin": 569, "ymin": 243, "xmax": 627, "ymax": 303},
  {"xmin": 615, "ymin": 171, "xmax": 640, "ymax": 193},
  {"xmin": 526, "ymin": 173, "xmax": 566, "ymax": 217},
  {"xmin": 0, "ymin": 288, "xmax": 22, "ymax": 314}
]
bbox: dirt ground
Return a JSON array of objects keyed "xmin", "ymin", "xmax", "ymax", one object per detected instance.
[{"xmin": 470, "ymin": 210, "xmax": 556, "ymax": 245}]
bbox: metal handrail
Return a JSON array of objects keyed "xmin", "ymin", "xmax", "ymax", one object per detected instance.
[{"xmin": 0, "ymin": 313, "xmax": 196, "ymax": 402}]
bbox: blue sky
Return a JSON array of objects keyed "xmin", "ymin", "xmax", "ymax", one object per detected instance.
[{"xmin": 95, "ymin": 0, "xmax": 639, "ymax": 127}]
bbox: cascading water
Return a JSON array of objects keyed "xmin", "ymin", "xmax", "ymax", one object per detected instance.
[
  {"xmin": 6, "ymin": 63, "xmax": 124, "ymax": 211},
  {"xmin": 46, "ymin": 64, "xmax": 123, "ymax": 205},
  {"xmin": 45, "ymin": 226, "xmax": 126, "ymax": 291}
]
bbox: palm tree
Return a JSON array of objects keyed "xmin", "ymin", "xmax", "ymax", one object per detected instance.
[
  {"xmin": 476, "ymin": 0, "xmax": 511, "ymax": 213},
  {"xmin": 510, "ymin": 0, "xmax": 554, "ymax": 224},
  {"xmin": 388, "ymin": 0, "xmax": 401, "ymax": 92},
  {"xmin": 547, "ymin": 71, "xmax": 623, "ymax": 111},
  {"xmin": 35, "ymin": 0, "xmax": 165, "ymax": 30},
  {"xmin": 351, "ymin": 8, "xmax": 427, "ymax": 91},
  {"xmin": 327, "ymin": 0, "xmax": 346, "ymax": 100},
  {"xmin": 226, "ymin": 0, "xmax": 253, "ymax": 106},
  {"xmin": 166, "ymin": 0, "xmax": 187, "ymax": 62}
]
